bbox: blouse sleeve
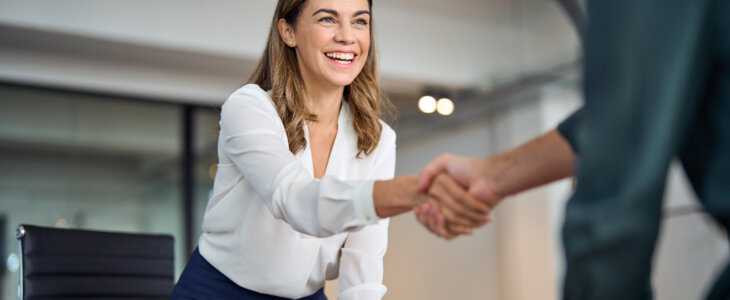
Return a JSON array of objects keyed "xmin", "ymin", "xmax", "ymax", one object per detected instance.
[
  {"xmin": 219, "ymin": 84, "xmax": 380, "ymax": 237},
  {"xmin": 337, "ymin": 124, "xmax": 395, "ymax": 300}
]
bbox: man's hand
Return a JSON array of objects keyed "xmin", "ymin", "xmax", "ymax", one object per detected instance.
[
  {"xmin": 417, "ymin": 154, "xmax": 501, "ymax": 205},
  {"xmin": 413, "ymin": 130, "xmax": 577, "ymax": 239}
]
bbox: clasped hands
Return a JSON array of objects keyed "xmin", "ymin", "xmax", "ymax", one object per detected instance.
[
  {"xmin": 373, "ymin": 154, "xmax": 503, "ymax": 239},
  {"xmin": 413, "ymin": 154, "xmax": 502, "ymax": 240}
]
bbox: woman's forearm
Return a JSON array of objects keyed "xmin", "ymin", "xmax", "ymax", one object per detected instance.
[{"xmin": 372, "ymin": 176, "xmax": 422, "ymax": 218}]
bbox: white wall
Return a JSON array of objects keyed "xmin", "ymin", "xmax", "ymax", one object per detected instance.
[{"xmin": 387, "ymin": 117, "xmax": 503, "ymax": 300}]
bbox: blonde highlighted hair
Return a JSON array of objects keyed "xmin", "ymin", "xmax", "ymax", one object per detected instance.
[{"xmin": 248, "ymin": 0, "xmax": 393, "ymax": 157}]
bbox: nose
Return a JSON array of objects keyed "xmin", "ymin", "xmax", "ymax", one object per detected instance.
[{"xmin": 334, "ymin": 23, "xmax": 356, "ymax": 44}]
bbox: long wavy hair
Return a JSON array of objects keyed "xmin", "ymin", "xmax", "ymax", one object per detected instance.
[{"xmin": 248, "ymin": 0, "xmax": 393, "ymax": 157}]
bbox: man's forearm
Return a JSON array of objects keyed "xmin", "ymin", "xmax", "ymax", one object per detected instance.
[{"xmin": 482, "ymin": 129, "xmax": 576, "ymax": 198}]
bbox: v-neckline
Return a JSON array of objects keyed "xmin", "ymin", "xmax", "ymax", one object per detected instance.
[{"xmin": 302, "ymin": 102, "xmax": 345, "ymax": 179}]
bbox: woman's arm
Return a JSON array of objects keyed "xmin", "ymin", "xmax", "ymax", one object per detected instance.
[{"xmin": 221, "ymin": 85, "xmax": 487, "ymax": 238}]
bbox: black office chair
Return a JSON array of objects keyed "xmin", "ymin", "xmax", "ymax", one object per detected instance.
[{"xmin": 15, "ymin": 224, "xmax": 174, "ymax": 299}]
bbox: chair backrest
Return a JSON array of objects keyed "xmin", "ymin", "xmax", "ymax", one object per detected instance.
[{"xmin": 16, "ymin": 224, "xmax": 174, "ymax": 300}]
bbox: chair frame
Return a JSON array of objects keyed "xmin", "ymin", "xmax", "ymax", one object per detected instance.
[{"xmin": 16, "ymin": 225, "xmax": 26, "ymax": 300}]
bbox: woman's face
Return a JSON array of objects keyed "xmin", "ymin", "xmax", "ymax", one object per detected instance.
[{"xmin": 286, "ymin": 0, "xmax": 371, "ymax": 89}]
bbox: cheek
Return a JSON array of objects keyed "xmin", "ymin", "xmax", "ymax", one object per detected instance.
[
  {"xmin": 360, "ymin": 35, "xmax": 371, "ymax": 58},
  {"xmin": 297, "ymin": 30, "xmax": 328, "ymax": 58}
]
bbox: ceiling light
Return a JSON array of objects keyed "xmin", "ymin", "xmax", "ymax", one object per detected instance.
[
  {"xmin": 437, "ymin": 98, "xmax": 454, "ymax": 115},
  {"xmin": 418, "ymin": 96, "xmax": 437, "ymax": 114}
]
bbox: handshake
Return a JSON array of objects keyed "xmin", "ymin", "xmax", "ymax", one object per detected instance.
[
  {"xmin": 414, "ymin": 154, "xmax": 502, "ymax": 240},
  {"xmin": 373, "ymin": 130, "xmax": 575, "ymax": 240},
  {"xmin": 373, "ymin": 153, "xmax": 504, "ymax": 240}
]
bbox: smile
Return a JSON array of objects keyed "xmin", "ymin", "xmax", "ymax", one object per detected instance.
[{"xmin": 325, "ymin": 52, "xmax": 356, "ymax": 65}]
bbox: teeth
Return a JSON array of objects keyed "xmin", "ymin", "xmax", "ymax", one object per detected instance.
[{"xmin": 326, "ymin": 52, "xmax": 355, "ymax": 60}]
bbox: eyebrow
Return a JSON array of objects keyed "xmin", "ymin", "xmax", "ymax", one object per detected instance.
[
  {"xmin": 353, "ymin": 10, "xmax": 370, "ymax": 17},
  {"xmin": 312, "ymin": 9, "xmax": 371, "ymax": 18},
  {"xmin": 313, "ymin": 9, "xmax": 338, "ymax": 17}
]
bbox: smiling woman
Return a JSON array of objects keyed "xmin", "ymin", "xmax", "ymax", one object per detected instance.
[
  {"xmin": 254, "ymin": 0, "xmax": 383, "ymax": 159},
  {"xmin": 168, "ymin": 0, "xmax": 490, "ymax": 299}
]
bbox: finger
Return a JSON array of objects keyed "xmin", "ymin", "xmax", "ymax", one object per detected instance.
[
  {"xmin": 429, "ymin": 203, "xmax": 457, "ymax": 240},
  {"xmin": 429, "ymin": 175, "xmax": 489, "ymax": 226},
  {"xmin": 418, "ymin": 203, "xmax": 435, "ymax": 234},
  {"xmin": 417, "ymin": 154, "xmax": 452, "ymax": 192},
  {"xmin": 428, "ymin": 187, "xmax": 472, "ymax": 227},
  {"xmin": 425, "ymin": 204, "xmax": 443, "ymax": 237},
  {"xmin": 435, "ymin": 191, "xmax": 476, "ymax": 226},
  {"xmin": 415, "ymin": 205, "xmax": 433, "ymax": 233},
  {"xmin": 447, "ymin": 223, "xmax": 474, "ymax": 235},
  {"xmin": 439, "ymin": 174, "xmax": 491, "ymax": 222},
  {"xmin": 433, "ymin": 208, "xmax": 457, "ymax": 240},
  {"xmin": 439, "ymin": 200, "xmax": 474, "ymax": 228},
  {"xmin": 438, "ymin": 174, "xmax": 491, "ymax": 214}
]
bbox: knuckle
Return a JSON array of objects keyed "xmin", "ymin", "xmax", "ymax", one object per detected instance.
[{"xmin": 433, "ymin": 173, "xmax": 445, "ymax": 183}]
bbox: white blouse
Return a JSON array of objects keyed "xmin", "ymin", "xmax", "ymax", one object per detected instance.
[{"xmin": 198, "ymin": 84, "xmax": 394, "ymax": 299}]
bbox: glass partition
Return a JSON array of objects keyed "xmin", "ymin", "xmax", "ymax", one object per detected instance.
[{"xmin": 0, "ymin": 83, "xmax": 187, "ymax": 299}]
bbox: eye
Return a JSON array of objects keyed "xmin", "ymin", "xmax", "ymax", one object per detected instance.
[
  {"xmin": 318, "ymin": 17, "xmax": 336, "ymax": 24},
  {"xmin": 354, "ymin": 18, "xmax": 369, "ymax": 26}
]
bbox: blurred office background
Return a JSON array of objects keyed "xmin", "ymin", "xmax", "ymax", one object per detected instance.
[{"xmin": 0, "ymin": 1, "xmax": 727, "ymax": 299}]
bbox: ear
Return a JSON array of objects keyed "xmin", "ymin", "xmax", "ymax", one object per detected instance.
[{"xmin": 278, "ymin": 18, "xmax": 296, "ymax": 47}]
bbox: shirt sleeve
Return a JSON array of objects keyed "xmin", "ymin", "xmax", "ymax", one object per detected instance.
[
  {"xmin": 219, "ymin": 84, "xmax": 379, "ymax": 238},
  {"xmin": 337, "ymin": 124, "xmax": 395, "ymax": 300},
  {"xmin": 556, "ymin": 106, "xmax": 584, "ymax": 156}
]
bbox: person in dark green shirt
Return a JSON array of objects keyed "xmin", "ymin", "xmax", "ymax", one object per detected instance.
[{"xmin": 414, "ymin": 0, "xmax": 730, "ymax": 299}]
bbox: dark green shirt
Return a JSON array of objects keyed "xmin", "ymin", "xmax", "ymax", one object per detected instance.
[{"xmin": 557, "ymin": 0, "xmax": 730, "ymax": 299}]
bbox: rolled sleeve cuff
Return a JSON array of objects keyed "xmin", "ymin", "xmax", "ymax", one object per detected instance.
[{"xmin": 338, "ymin": 283, "xmax": 387, "ymax": 300}]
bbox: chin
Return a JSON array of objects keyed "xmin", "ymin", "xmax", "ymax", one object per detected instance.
[{"xmin": 328, "ymin": 76, "xmax": 358, "ymax": 87}]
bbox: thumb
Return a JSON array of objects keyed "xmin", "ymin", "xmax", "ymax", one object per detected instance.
[
  {"xmin": 417, "ymin": 155, "xmax": 450, "ymax": 192},
  {"xmin": 469, "ymin": 179, "xmax": 500, "ymax": 205}
]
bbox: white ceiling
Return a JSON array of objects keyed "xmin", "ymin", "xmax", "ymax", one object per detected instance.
[
  {"xmin": 0, "ymin": 0, "xmax": 580, "ymax": 104},
  {"xmin": 383, "ymin": 0, "xmax": 513, "ymax": 19},
  {"xmin": 381, "ymin": 0, "xmax": 556, "ymax": 23}
]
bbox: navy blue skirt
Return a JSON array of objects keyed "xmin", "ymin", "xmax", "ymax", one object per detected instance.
[{"xmin": 170, "ymin": 248, "xmax": 327, "ymax": 300}]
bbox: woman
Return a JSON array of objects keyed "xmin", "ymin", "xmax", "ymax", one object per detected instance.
[{"xmin": 170, "ymin": 0, "xmax": 489, "ymax": 299}]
